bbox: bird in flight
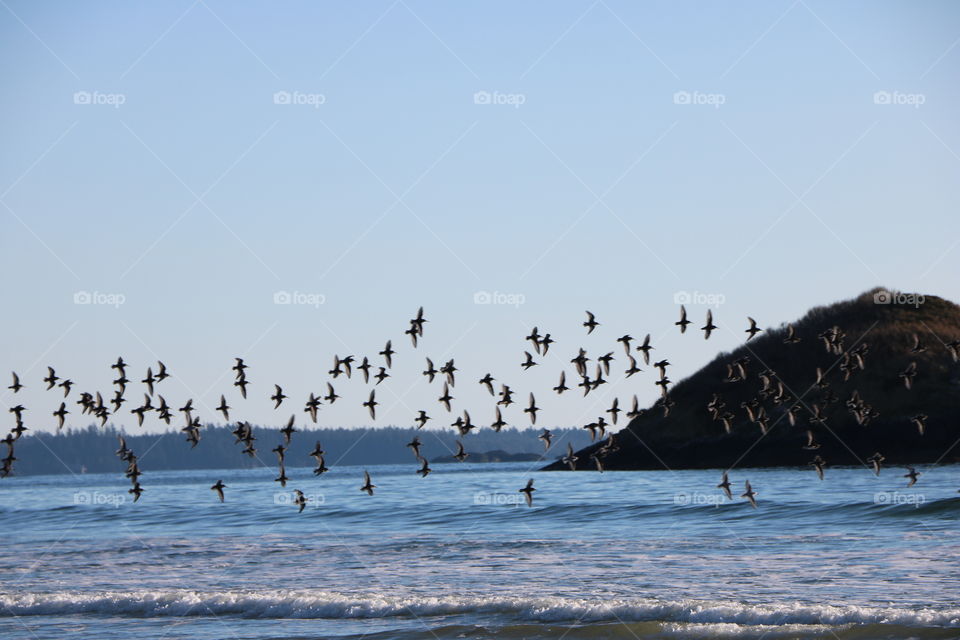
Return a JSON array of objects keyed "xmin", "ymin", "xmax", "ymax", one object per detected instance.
[
  {"xmin": 903, "ymin": 467, "xmax": 921, "ymax": 487},
  {"xmin": 524, "ymin": 393, "xmax": 539, "ymax": 425},
  {"xmin": 271, "ymin": 385, "xmax": 287, "ymax": 409},
  {"xmin": 519, "ymin": 479, "xmax": 536, "ymax": 507},
  {"xmin": 701, "ymin": 310, "xmax": 717, "ymax": 340},
  {"xmin": 363, "ymin": 390, "xmax": 378, "ymax": 420},
  {"xmin": 583, "ymin": 311, "xmax": 599, "ymax": 334},
  {"xmin": 293, "ymin": 489, "xmax": 308, "ymax": 513},
  {"xmin": 562, "ymin": 443, "xmax": 578, "ymax": 470},
  {"xmin": 361, "ymin": 471, "xmax": 376, "ymax": 496},
  {"xmin": 636, "ymin": 334, "xmax": 653, "ymax": 365},
  {"xmin": 717, "ymin": 472, "xmax": 732, "ymax": 500},
  {"xmin": 741, "ymin": 480, "xmax": 758, "ymax": 508},
  {"xmin": 676, "ymin": 305, "xmax": 691, "ymax": 333}
]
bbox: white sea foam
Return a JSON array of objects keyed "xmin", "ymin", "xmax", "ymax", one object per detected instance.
[{"xmin": 0, "ymin": 591, "xmax": 957, "ymax": 627}]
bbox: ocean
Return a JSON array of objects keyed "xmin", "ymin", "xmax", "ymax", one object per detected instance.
[{"xmin": 1, "ymin": 461, "xmax": 958, "ymax": 639}]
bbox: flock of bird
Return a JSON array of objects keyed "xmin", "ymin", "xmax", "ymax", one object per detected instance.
[{"xmin": 4, "ymin": 304, "xmax": 956, "ymax": 512}]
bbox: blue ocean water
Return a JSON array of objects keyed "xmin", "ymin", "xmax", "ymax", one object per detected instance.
[{"xmin": 0, "ymin": 461, "xmax": 958, "ymax": 639}]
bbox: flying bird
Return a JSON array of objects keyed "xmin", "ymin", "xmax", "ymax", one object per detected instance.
[
  {"xmin": 304, "ymin": 393, "xmax": 321, "ymax": 423},
  {"xmin": 868, "ymin": 452, "xmax": 885, "ymax": 476},
  {"xmin": 44, "ymin": 367, "xmax": 59, "ymax": 390},
  {"xmin": 217, "ymin": 395, "xmax": 230, "ymax": 421},
  {"xmin": 553, "ymin": 371, "xmax": 568, "ymax": 394},
  {"xmin": 479, "ymin": 374, "xmax": 495, "ymax": 396},
  {"xmin": 717, "ymin": 472, "xmax": 732, "ymax": 500},
  {"xmin": 271, "ymin": 385, "xmax": 287, "ymax": 409},
  {"xmin": 324, "ymin": 382, "xmax": 339, "ymax": 404},
  {"xmin": 562, "ymin": 443, "xmax": 578, "ymax": 470},
  {"xmin": 406, "ymin": 436, "xmax": 422, "ymax": 459},
  {"xmin": 438, "ymin": 383, "xmax": 453, "ymax": 412},
  {"xmin": 361, "ymin": 471, "xmax": 376, "ymax": 496},
  {"xmin": 414, "ymin": 410, "xmax": 430, "ymax": 429},
  {"xmin": 53, "ymin": 402, "xmax": 69, "ymax": 430},
  {"xmin": 701, "ymin": 310, "xmax": 717, "ymax": 340},
  {"xmin": 211, "ymin": 480, "xmax": 226, "ymax": 502},
  {"xmin": 416, "ymin": 458, "xmax": 431, "ymax": 477},
  {"xmin": 280, "ymin": 415, "xmax": 297, "ymax": 444},
  {"xmin": 636, "ymin": 334, "xmax": 653, "ymax": 364},
  {"xmin": 911, "ymin": 413, "xmax": 928, "ymax": 436},
  {"xmin": 676, "ymin": 305, "xmax": 691, "ymax": 333},
  {"xmin": 538, "ymin": 429, "xmax": 552, "ymax": 451},
  {"xmin": 521, "ymin": 351, "xmax": 537, "ymax": 370},
  {"xmin": 423, "ymin": 358, "xmax": 438, "ymax": 383},
  {"xmin": 524, "ymin": 393, "xmax": 539, "ymax": 425},
  {"xmin": 898, "ymin": 362, "xmax": 918, "ymax": 390},
  {"xmin": 363, "ymin": 390, "xmax": 378, "ymax": 420},
  {"xmin": 810, "ymin": 455, "xmax": 826, "ymax": 481},
  {"xmin": 903, "ymin": 467, "xmax": 921, "ymax": 487},
  {"xmin": 741, "ymin": 480, "xmax": 758, "ymax": 508},
  {"xmin": 380, "ymin": 341, "xmax": 395, "ymax": 369},
  {"xmin": 519, "ymin": 479, "xmax": 536, "ymax": 507},
  {"xmin": 293, "ymin": 489, "xmax": 307, "ymax": 513},
  {"xmin": 583, "ymin": 311, "xmax": 599, "ymax": 334},
  {"xmin": 783, "ymin": 324, "xmax": 801, "ymax": 344}
]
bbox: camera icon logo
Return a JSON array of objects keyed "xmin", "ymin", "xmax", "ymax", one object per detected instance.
[
  {"xmin": 673, "ymin": 91, "xmax": 691, "ymax": 105},
  {"xmin": 473, "ymin": 290, "xmax": 492, "ymax": 305},
  {"xmin": 73, "ymin": 291, "xmax": 92, "ymax": 305},
  {"xmin": 473, "ymin": 91, "xmax": 491, "ymax": 105},
  {"xmin": 873, "ymin": 91, "xmax": 891, "ymax": 105},
  {"xmin": 273, "ymin": 290, "xmax": 292, "ymax": 305},
  {"xmin": 273, "ymin": 91, "xmax": 291, "ymax": 105},
  {"xmin": 73, "ymin": 91, "xmax": 91, "ymax": 105},
  {"xmin": 873, "ymin": 290, "xmax": 891, "ymax": 304},
  {"xmin": 673, "ymin": 290, "xmax": 691, "ymax": 305}
]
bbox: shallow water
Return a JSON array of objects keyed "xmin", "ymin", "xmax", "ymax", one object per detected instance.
[{"xmin": 1, "ymin": 461, "xmax": 958, "ymax": 639}]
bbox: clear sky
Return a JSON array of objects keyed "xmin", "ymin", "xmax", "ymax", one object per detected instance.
[{"xmin": 1, "ymin": 1, "xmax": 958, "ymax": 434}]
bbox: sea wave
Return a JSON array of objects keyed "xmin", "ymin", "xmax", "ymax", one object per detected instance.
[{"xmin": 1, "ymin": 591, "xmax": 957, "ymax": 628}]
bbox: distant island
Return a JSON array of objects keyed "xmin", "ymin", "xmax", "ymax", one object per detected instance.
[
  {"xmin": 9, "ymin": 425, "xmax": 588, "ymax": 476},
  {"xmin": 433, "ymin": 449, "xmax": 544, "ymax": 463},
  {"xmin": 545, "ymin": 288, "xmax": 960, "ymax": 471}
]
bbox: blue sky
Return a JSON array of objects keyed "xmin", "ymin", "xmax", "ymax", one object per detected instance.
[{"xmin": 1, "ymin": 0, "xmax": 958, "ymax": 434}]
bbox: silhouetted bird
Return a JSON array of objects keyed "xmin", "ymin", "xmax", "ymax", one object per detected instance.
[
  {"xmin": 211, "ymin": 480, "xmax": 226, "ymax": 502},
  {"xmin": 519, "ymin": 479, "xmax": 536, "ymax": 506}
]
